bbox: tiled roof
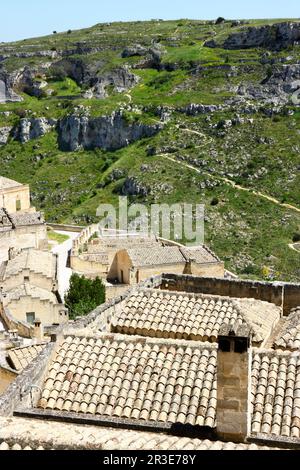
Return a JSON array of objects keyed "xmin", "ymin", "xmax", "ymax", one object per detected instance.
[
  {"xmin": 39, "ymin": 334, "xmax": 217, "ymax": 427},
  {"xmin": 9, "ymin": 211, "xmax": 44, "ymax": 227},
  {"xmin": 0, "ymin": 176, "xmax": 23, "ymax": 190},
  {"xmin": 7, "ymin": 344, "xmax": 47, "ymax": 372},
  {"xmin": 5, "ymin": 284, "xmax": 58, "ymax": 304},
  {"xmin": 251, "ymin": 349, "xmax": 300, "ymax": 439},
  {"xmin": 5, "ymin": 249, "xmax": 56, "ymax": 279},
  {"xmin": 0, "ymin": 417, "xmax": 282, "ymax": 451},
  {"xmin": 0, "ymin": 443, "xmax": 45, "ymax": 450},
  {"xmin": 98, "ymin": 236, "xmax": 160, "ymax": 250},
  {"xmin": 274, "ymin": 308, "xmax": 300, "ymax": 351},
  {"xmin": 2, "ymin": 249, "xmax": 57, "ymax": 280},
  {"xmin": 180, "ymin": 246, "xmax": 221, "ymax": 264},
  {"xmin": 111, "ymin": 289, "xmax": 279, "ymax": 344},
  {"xmin": 126, "ymin": 246, "xmax": 186, "ymax": 267}
]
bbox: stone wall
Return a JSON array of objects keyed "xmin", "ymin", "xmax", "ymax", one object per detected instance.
[
  {"xmin": 283, "ymin": 284, "xmax": 300, "ymax": 315},
  {"xmin": 187, "ymin": 261, "xmax": 225, "ymax": 278},
  {"xmin": 0, "ymin": 304, "xmax": 33, "ymax": 338},
  {"xmin": 160, "ymin": 274, "xmax": 300, "ymax": 315},
  {"xmin": 0, "ymin": 224, "xmax": 47, "ymax": 263},
  {"xmin": 0, "ymin": 342, "xmax": 56, "ymax": 416},
  {"xmin": 47, "ymin": 223, "xmax": 84, "ymax": 233},
  {"xmin": 1, "ymin": 270, "xmax": 57, "ymax": 293},
  {"xmin": 5, "ymin": 295, "xmax": 68, "ymax": 327},
  {"xmin": 105, "ymin": 284, "xmax": 130, "ymax": 302},
  {"xmin": 70, "ymin": 254, "xmax": 109, "ymax": 279}
]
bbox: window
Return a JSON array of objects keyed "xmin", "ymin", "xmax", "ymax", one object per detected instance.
[
  {"xmin": 26, "ymin": 312, "xmax": 35, "ymax": 324},
  {"xmin": 24, "ymin": 276, "xmax": 30, "ymax": 282},
  {"xmin": 16, "ymin": 199, "xmax": 21, "ymax": 211},
  {"xmin": 120, "ymin": 270, "xmax": 124, "ymax": 284}
]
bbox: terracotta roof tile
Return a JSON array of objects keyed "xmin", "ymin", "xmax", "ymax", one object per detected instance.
[
  {"xmin": 112, "ymin": 288, "xmax": 279, "ymax": 344},
  {"xmin": 39, "ymin": 334, "xmax": 217, "ymax": 427},
  {"xmin": 7, "ymin": 343, "xmax": 47, "ymax": 372},
  {"xmin": 274, "ymin": 308, "xmax": 300, "ymax": 351},
  {"xmin": 251, "ymin": 349, "xmax": 300, "ymax": 439}
]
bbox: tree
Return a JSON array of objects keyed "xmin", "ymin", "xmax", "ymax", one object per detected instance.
[
  {"xmin": 65, "ymin": 274, "xmax": 106, "ymax": 319},
  {"xmin": 216, "ymin": 17, "xmax": 225, "ymax": 24},
  {"xmin": 53, "ymin": 31, "xmax": 57, "ymax": 34}
]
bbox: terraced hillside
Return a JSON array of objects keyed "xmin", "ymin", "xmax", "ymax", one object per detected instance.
[{"xmin": 0, "ymin": 18, "xmax": 300, "ymax": 281}]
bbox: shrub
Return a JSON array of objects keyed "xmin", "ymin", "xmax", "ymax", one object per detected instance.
[
  {"xmin": 15, "ymin": 108, "xmax": 27, "ymax": 118},
  {"xmin": 65, "ymin": 274, "xmax": 106, "ymax": 319},
  {"xmin": 211, "ymin": 197, "xmax": 219, "ymax": 206}
]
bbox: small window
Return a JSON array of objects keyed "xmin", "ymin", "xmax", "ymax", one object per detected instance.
[
  {"xmin": 24, "ymin": 276, "xmax": 30, "ymax": 282},
  {"xmin": 16, "ymin": 199, "xmax": 21, "ymax": 212},
  {"xmin": 26, "ymin": 312, "xmax": 35, "ymax": 324}
]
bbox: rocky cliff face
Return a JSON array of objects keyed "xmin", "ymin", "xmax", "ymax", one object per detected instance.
[
  {"xmin": 57, "ymin": 110, "xmax": 163, "ymax": 151},
  {"xmin": 51, "ymin": 58, "xmax": 139, "ymax": 99},
  {"xmin": 206, "ymin": 22, "xmax": 300, "ymax": 50},
  {"xmin": 0, "ymin": 71, "xmax": 22, "ymax": 103},
  {"xmin": 84, "ymin": 66, "xmax": 139, "ymax": 99},
  {"xmin": 14, "ymin": 118, "xmax": 57, "ymax": 143}
]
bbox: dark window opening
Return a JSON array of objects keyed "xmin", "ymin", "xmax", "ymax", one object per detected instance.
[
  {"xmin": 219, "ymin": 338, "xmax": 231, "ymax": 352},
  {"xmin": 16, "ymin": 199, "xmax": 21, "ymax": 212},
  {"xmin": 234, "ymin": 339, "xmax": 248, "ymax": 353},
  {"xmin": 26, "ymin": 312, "xmax": 35, "ymax": 324}
]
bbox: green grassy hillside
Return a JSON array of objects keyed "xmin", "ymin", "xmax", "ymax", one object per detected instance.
[{"xmin": 0, "ymin": 19, "xmax": 300, "ymax": 281}]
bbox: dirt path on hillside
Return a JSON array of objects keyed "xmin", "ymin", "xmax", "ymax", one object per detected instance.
[
  {"xmin": 289, "ymin": 243, "xmax": 300, "ymax": 254},
  {"xmin": 160, "ymin": 154, "xmax": 300, "ymax": 214}
]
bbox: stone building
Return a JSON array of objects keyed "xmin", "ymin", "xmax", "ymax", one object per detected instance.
[
  {"xmin": 0, "ymin": 176, "xmax": 47, "ymax": 263},
  {"xmin": 110, "ymin": 245, "xmax": 224, "ymax": 285},
  {"xmin": 2, "ymin": 284, "xmax": 68, "ymax": 327},
  {"xmin": 0, "ymin": 273, "xmax": 299, "ymax": 450},
  {"xmin": 70, "ymin": 226, "xmax": 224, "ymax": 299},
  {"xmin": 0, "ymin": 248, "xmax": 67, "ymax": 328},
  {"xmin": 0, "ymin": 248, "xmax": 58, "ymax": 293},
  {"xmin": 0, "ymin": 176, "xmax": 31, "ymax": 214}
]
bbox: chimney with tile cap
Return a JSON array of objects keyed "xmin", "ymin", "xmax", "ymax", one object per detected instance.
[
  {"xmin": 33, "ymin": 318, "xmax": 43, "ymax": 341},
  {"xmin": 216, "ymin": 323, "xmax": 252, "ymax": 443}
]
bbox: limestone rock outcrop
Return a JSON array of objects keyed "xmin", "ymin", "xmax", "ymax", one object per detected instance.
[
  {"xmin": 57, "ymin": 110, "xmax": 163, "ymax": 151},
  {"xmin": 205, "ymin": 22, "xmax": 300, "ymax": 50},
  {"xmin": 14, "ymin": 118, "xmax": 57, "ymax": 143},
  {"xmin": 85, "ymin": 66, "xmax": 139, "ymax": 99},
  {"xmin": 0, "ymin": 127, "xmax": 12, "ymax": 145},
  {"xmin": 52, "ymin": 58, "xmax": 139, "ymax": 99},
  {"xmin": 0, "ymin": 71, "xmax": 23, "ymax": 103},
  {"xmin": 121, "ymin": 177, "xmax": 149, "ymax": 197}
]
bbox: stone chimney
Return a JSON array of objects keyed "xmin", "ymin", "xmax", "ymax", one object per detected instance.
[
  {"xmin": 216, "ymin": 323, "xmax": 252, "ymax": 443},
  {"xmin": 33, "ymin": 318, "xmax": 43, "ymax": 341}
]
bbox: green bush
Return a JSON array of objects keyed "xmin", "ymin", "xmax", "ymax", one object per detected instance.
[
  {"xmin": 65, "ymin": 273, "xmax": 106, "ymax": 319},
  {"xmin": 211, "ymin": 197, "xmax": 219, "ymax": 206}
]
